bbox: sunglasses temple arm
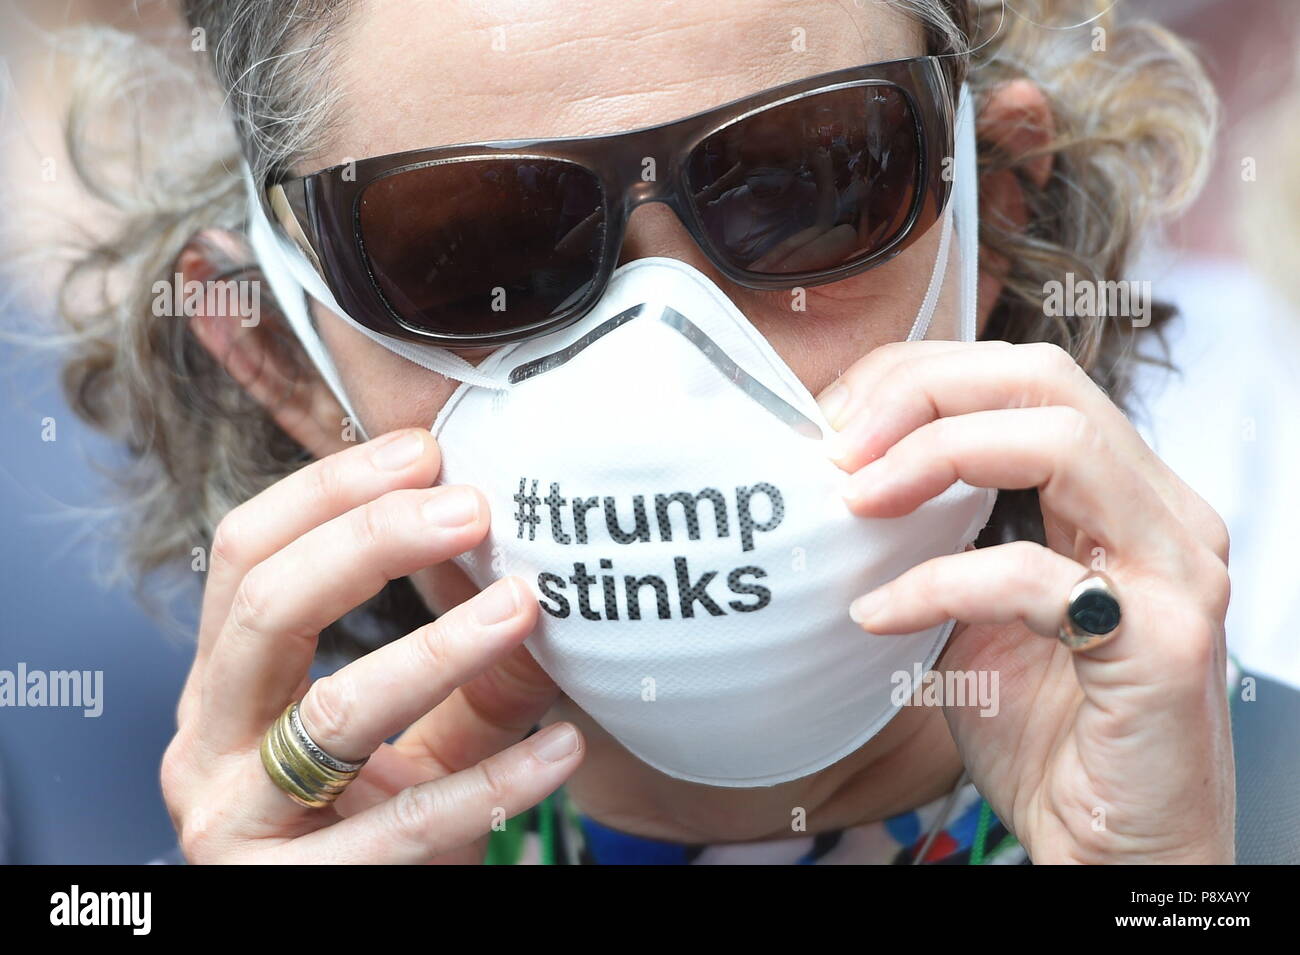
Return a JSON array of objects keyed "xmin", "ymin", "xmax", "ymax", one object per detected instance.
[{"xmin": 245, "ymin": 167, "xmax": 514, "ymax": 443}]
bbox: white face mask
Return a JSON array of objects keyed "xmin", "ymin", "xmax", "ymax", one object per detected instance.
[{"xmin": 248, "ymin": 87, "xmax": 992, "ymax": 788}]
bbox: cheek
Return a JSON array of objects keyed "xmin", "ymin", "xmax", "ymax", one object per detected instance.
[
  {"xmin": 315, "ymin": 305, "xmax": 460, "ymax": 433},
  {"xmin": 728, "ymin": 258, "xmax": 932, "ymax": 397}
]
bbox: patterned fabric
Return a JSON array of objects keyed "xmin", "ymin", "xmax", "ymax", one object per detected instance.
[
  {"xmin": 149, "ymin": 661, "xmax": 1248, "ymax": 865},
  {"xmin": 488, "ymin": 781, "xmax": 1028, "ymax": 865},
  {"xmin": 146, "ymin": 779, "xmax": 1026, "ymax": 865}
]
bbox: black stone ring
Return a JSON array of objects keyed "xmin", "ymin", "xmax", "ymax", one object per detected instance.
[{"xmin": 1058, "ymin": 572, "xmax": 1122, "ymax": 652}]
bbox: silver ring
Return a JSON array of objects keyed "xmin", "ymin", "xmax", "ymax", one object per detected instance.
[
  {"xmin": 1058, "ymin": 572, "xmax": 1122, "ymax": 652},
  {"xmin": 289, "ymin": 701, "xmax": 368, "ymax": 773}
]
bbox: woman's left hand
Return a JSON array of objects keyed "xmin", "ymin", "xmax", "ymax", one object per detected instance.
[{"xmin": 823, "ymin": 340, "xmax": 1234, "ymax": 864}]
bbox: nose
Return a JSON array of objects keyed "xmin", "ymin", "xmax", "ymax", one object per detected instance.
[{"xmin": 617, "ymin": 202, "xmax": 725, "ymax": 284}]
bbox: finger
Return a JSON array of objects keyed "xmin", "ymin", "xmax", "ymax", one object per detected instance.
[
  {"xmin": 395, "ymin": 642, "xmax": 561, "ymax": 776},
  {"xmin": 842, "ymin": 405, "xmax": 1182, "ymax": 560},
  {"xmin": 197, "ymin": 429, "xmax": 441, "ymax": 663},
  {"xmin": 181, "ymin": 430, "xmax": 442, "ymax": 728},
  {"xmin": 825, "ymin": 341, "xmax": 1157, "ymax": 479},
  {"xmin": 295, "ymin": 577, "xmax": 538, "ymax": 764},
  {"xmin": 333, "ymin": 644, "xmax": 562, "ymax": 816},
  {"xmin": 820, "ymin": 339, "xmax": 1232, "ymax": 566},
  {"xmin": 199, "ymin": 484, "xmax": 488, "ymax": 749},
  {"xmin": 815, "ymin": 339, "xmax": 1009, "ymax": 431},
  {"xmin": 849, "ymin": 540, "xmax": 1085, "ymax": 638},
  {"xmin": 285, "ymin": 722, "xmax": 584, "ymax": 864},
  {"xmin": 849, "ymin": 534, "xmax": 1230, "ymax": 752}
]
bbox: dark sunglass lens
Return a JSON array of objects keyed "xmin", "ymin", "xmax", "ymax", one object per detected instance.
[
  {"xmin": 357, "ymin": 158, "xmax": 605, "ymax": 337},
  {"xmin": 686, "ymin": 85, "xmax": 920, "ymax": 275}
]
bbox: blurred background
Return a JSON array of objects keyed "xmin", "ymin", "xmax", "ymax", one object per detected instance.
[{"xmin": 0, "ymin": 0, "xmax": 1297, "ymax": 863}]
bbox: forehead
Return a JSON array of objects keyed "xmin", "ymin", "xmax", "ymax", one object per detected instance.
[{"xmin": 317, "ymin": 0, "xmax": 925, "ymax": 166}]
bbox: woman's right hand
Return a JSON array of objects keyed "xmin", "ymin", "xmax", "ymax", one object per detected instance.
[{"xmin": 161, "ymin": 428, "xmax": 584, "ymax": 863}]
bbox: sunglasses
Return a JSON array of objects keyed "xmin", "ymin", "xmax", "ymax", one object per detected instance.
[{"xmin": 263, "ymin": 55, "xmax": 955, "ymax": 348}]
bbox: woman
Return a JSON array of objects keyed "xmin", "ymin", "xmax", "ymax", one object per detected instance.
[{"xmin": 41, "ymin": 0, "xmax": 1241, "ymax": 864}]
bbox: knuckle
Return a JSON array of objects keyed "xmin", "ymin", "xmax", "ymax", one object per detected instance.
[
  {"xmin": 1201, "ymin": 509, "xmax": 1231, "ymax": 565},
  {"xmin": 1004, "ymin": 540, "xmax": 1049, "ymax": 580},
  {"xmin": 854, "ymin": 341, "xmax": 911, "ymax": 381},
  {"xmin": 210, "ymin": 510, "xmax": 249, "ymax": 573},
  {"xmin": 352, "ymin": 498, "xmax": 392, "ymax": 554},
  {"xmin": 176, "ymin": 826, "xmax": 206, "ymax": 864},
  {"xmin": 887, "ymin": 358, "xmax": 929, "ymax": 406},
  {"xmin": 302, "ymin": 674, "xmax": 357, "ymax": 749},
  {"xmin": 176, "ymin": 804, "xmax": 222, "ymax": 863},
  {"xmin": 159, "ymin": 737, "xmax": 191, "ymax": 806},
  {"xmin": 1150, "ymin": 586, "xmax": 1224, "ymax": 675},
  {"xmin": 387, "ymin": 782, "xmax": 432, "ymax": 841},
  {"xmin": 924, "ymin": 412, "xmax": 960, "ymax": 451},
  {"xmin": 1024, "ymin": 341, "xmax": 1079, "ymax": 378},
  {"xmin": 1192, "ymin": 547, "xmax": 1232, "ymax": 620},
  {"xmin": 474, "ymin": 754, "xmax": 514, "ymax": 805},
  {"xmin": 305, "ymin": 455, "xmax": 348, "ymax": 508},
  {"xmin": 410, "ymin": 619, "xmax": 455, "ymax": 675},
  {"xmin": 909, "ymin": 557, "xmax": 944, "ymax": 600},
  {"xmin": 228, "ymin": 568, "xmax": 274, "ymax": 640},
  {"xmin": 1046, "ymin": 405, "xmax": 1095, "ymax": 455},
  {"xmin": 872, "ymin": 340, "xmax": 913, "ymax": 362},
  {"xmin": 1163, "ymin": 618, "xmax": 1219, "ymax": 674}
]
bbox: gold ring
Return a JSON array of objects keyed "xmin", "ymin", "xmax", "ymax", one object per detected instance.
[
  {"xmin": 260, "ymin": 702, "xmax": 366, "ymax": 809},
  {"xmin": 1058, "ymin": 571, "xmax": 1122, "ymax": 652}
]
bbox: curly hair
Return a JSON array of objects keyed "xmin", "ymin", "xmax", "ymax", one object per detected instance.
[{"xmin": 6, "ymin": 0, "xmax": 1217, "ymax": 654}]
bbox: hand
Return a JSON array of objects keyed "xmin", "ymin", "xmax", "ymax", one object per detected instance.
[
  {"xmin": 162, "ymin": 429, "xmax": 584, "ymax": 863},
  {"xmin": 823, "ymin": 341, "xmax": 1233, "ymax": 864}
]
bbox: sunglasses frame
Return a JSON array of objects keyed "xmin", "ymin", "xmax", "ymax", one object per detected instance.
[{"xmin": 265, "ymin": 55, "xmax": 955, "ymax": 348}]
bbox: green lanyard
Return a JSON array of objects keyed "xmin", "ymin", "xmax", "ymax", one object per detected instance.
[
  {"xmin": 484, "ymin": 793, "xmax": 561, "ymax": 865},
  {"xmin": 968, "ymin": 799, "xmax": 1020, "ymax": 865}
]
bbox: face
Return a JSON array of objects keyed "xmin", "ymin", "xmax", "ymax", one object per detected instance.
[
  {"xmin": 179, "ymin": 0, "xmax": 1053, "ymax": 831},
  {"xmin": 302, "ymin": 0, "xmax": 960, "ymax": 441},
  {"xmin": 270, "ymin": 0, "xmax": 983, "ymax": 821}
]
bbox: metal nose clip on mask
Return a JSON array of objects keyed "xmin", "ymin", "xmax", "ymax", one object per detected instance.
[{"xmin": 247, "ymin": 88, "xmax": 995, "ymax": 787}]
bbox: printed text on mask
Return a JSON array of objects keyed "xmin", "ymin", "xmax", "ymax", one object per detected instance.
[{"xmin": 515, "ymin": 478, "xmax": 783, "ymax": 621}]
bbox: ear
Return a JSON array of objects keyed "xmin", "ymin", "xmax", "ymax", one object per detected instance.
[
  {"xmin": 179, "ymin": 228, "xmax": 351, "ymax": 459},
  {"xmin": 974, "ymin": 79, "xmax": 1056, "ymax": 327}
]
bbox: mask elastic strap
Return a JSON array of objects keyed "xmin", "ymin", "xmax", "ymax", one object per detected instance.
[
  {"xmin": 905, "ymin": 198, "xmax": 953, "ymax": 342},
  {"xmin": 955, "ymin": 84, "xmax": 980, "ymax": 343},
  {"xmin": 243, "ymin": 175, "xmax": 363, "ymax": 430},
  {"xmin": 905, "ymin": 83, "xmax": 977, "ymax": 344}
]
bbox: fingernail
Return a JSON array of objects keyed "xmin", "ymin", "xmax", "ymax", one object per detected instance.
[
  {"xmin": 823, "ymin": 429, "xmax": 849, "ymax": 464},
  {"xmin": 843, "ymin": 458, "xmax": 887, "ymax": 505},
  {"xmin": 371, "ymin": 431, "xmax": 425, "ymax": 471},
  {"xmin": 530, "ymin": 723, "xmax": 580, "ymax": 763},
  {"xmin": 474, "ymin": 577, "xmax": 522, "ymax": 626},
  {"xmin": 816, "ymin": 382, "xmax": 850, "ymax": 430},
  {"xmin": 422, "ymin": 486, "xmax": 480, "ymax": 527},
  {"xmin": 850, "ymin": 590, "xmax": 887, "ymax": 625}
]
